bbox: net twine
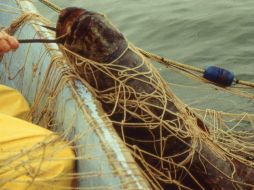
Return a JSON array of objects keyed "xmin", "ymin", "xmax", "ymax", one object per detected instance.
[
  {"xmin": 4, "ymin": 12, "xmax": 50, "ymax": 35},
  {"xmin": 1, "ymin": 10, "xmax": 152, "ymax": 190},
  {"xmin": 2, "ymin": 5, "xmax": 254, "ymax": 190},
  {"xmin": 60, "ymin": 37, "xmax": 254, "ymax": 189}
]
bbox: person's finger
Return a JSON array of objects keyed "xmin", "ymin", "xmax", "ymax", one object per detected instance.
[
  {"xmin": 0, "ymin": 31, "xmax": 9, "ymax": 39},
  {"xmin": 6, "ymin": 35, "xmax": 19, "ymax": 50},
  {"xmin": 0, "ymin": 39, "xmax": 11, "ymax": 53}
]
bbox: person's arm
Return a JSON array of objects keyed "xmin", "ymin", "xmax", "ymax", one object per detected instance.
[{"xmin": 0, "ymin": 31, "xmax": 19, "ymax": 54}]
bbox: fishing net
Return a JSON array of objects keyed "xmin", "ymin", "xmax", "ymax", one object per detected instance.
[
  {"xmin": 1, "ymin": 0, "xmax": 254, "ymax": 189},
  {"xmin": 0, "ymin": 1, "xmax": 151, "ymax": 189},
  {"xmin": 60, "ymin": 37, "xmax": 254, "ymax": 189}
]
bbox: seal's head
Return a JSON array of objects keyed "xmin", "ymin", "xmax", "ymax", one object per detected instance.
[
  {"xmin": 56, "ymin": 7, "xmax": 86, "ymax": 39},
  {"xmin": 56, "ymin": 7, "xmax": 128, "ymax": 63}
]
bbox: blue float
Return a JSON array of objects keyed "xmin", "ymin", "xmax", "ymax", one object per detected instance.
[{"xmin": 203, "ymin": 66, "xmax": 234, "ymax": 86}]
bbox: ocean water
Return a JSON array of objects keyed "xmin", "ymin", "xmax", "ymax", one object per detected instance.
[{"xmin": 34, "ymin": 0, "xmax": 254, "ymax": 112}]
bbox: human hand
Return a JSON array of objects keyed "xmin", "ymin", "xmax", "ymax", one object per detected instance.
[{"xmin": 0, "ymin": 31, "xmax": 19, "ymax": 54}]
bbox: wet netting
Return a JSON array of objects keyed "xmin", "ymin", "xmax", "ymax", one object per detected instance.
[{"xmin": 0, "ymin": 0, "xmax": 254, "ymax": 189}]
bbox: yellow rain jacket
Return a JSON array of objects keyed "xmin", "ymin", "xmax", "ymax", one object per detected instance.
[
  {"xmin": 0, "ymin": 85, "xmax": 75, "ymax": 190},
  {"xmin": 0, "ymin": 84, "xmax": 30, "ymax": 120}
]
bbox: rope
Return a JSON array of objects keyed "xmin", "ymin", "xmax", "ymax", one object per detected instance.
[
  {"xmin": 2, "ymin": 6, "xmax": 149, "ymax": 189},
  {"xmin": 60, "ymin": 38, "xmax": 254, "ymax": 189},
  {"xmin": 4, "ymin": 12, "xmax": 49, "ymax": 35},
  {"xmin": 137, "ymin": 47, "xmax": 254, "ymax": 89},
  {"xmin": 137, "ymin": 47, "xmax": 204, "ymax": 73},
  {"xmin": 4, "ymin": 1, "xmax": 254, "ymax": 189},
  {"xmin": 38, "ymin": 0, "xmax": 61, "ymax": 13},
  {"xmin": 36, "ymin": 0, "xmax": 254, "ymax": 89},
  {"xmin": 236, "ymin": 79, "xmax": 254, "ymax": 88}
]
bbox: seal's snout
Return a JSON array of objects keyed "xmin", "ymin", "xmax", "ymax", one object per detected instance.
[{"xmin": 56, "ymin": 7, "xmax": 86, "ymax": 38}]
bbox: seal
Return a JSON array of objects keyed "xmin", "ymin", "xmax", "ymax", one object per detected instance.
[
  {"xmin": 55, "ymin": 7, "xmax": 195, "ymax": 189},
  {"xmin": 15, "ymin": 3, "xmax": 254, "ymax": 189}
]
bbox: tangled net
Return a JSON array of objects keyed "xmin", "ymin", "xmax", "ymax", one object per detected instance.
[
  {"xmin": 1, "ymin": 0, "xmax": 254, "ymax": 189},
  {"xmin": 61, "ymin": 37, "xmax": 254, "ymax": 189}
]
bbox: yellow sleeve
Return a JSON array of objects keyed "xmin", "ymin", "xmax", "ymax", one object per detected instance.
[
  {"xmin": 0, "ymin": 85, "xmax": 30, "ymax": 120},
  {"xmin": 0, "ymin": 113, "xmax": 75, "ymax": 190}
]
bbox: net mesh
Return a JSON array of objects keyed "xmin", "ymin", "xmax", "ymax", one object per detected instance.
[
  {"xmin": 0, "ymin": 0, "xmax": 254, "ymax": 189},
  {"xmin": 60, "ymin": 37, "xmax": 254, "ymax": 189}
]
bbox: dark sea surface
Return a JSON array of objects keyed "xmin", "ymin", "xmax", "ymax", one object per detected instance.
[{"xmin": 34, "ymin": 0, "xmax": 254, "ymax": 112}]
